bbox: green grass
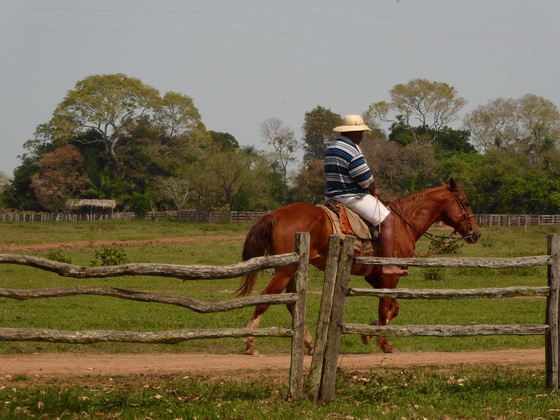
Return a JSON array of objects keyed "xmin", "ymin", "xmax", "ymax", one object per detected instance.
[
  {"xmin": 0, "ymin": 222, "xmax": 557, "ymax": 355},
  {"xmin": 1, "ymin": 365, "xmax": 559, "ymax": 419},
  {"xmin": 0, "ymin": 219, "xmax": 252, "ymax": 247}
]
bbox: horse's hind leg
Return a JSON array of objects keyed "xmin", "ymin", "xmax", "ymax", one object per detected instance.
[
  {"xmin": 285, "ymin": 280, "xmax": 314, "ymax": 355},
  {"xmin": 244, "ymin": 303, "xmax": 268, "ymax": 356},
  {"xmin": 244, "ymin": 267, "xmax": 295, "ymax": 356}
]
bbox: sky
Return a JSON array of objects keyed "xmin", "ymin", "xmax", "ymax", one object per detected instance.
[{"xmin": 1, "ymin": 0, "xmax": 559, "ymax": 177}]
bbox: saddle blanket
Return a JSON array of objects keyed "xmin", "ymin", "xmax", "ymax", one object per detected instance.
[{"xmin": 317, "ymin": 201, "xmax": 378, "ymax": 256}]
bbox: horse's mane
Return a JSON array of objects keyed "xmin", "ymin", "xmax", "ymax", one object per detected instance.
[{"xmin": 389, "ymin": 189, "xmax": 429, "ymax": 216}]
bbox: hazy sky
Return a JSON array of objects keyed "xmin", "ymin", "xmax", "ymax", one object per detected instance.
[{"xmin": 1, "ymin": 0, "xmax": 559, "ymax": 176}]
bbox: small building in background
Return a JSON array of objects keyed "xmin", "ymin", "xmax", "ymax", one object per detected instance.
[{"xmin": 66, "ymin": 199, "xmax": 117, "ymax": 219}]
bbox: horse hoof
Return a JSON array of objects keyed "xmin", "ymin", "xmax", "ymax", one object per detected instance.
[
  {"xmin": 382, "ymin": 346, "xmax": 400, "ymax": 354},
  {"xmin": 245, "ymin": 348, "xmax": 261, "ymax": 356}
]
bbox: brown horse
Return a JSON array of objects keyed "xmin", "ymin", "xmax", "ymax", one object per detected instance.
[{"xmin": 238, "ymin": 178, "xmax": 481, "ymax": 355}]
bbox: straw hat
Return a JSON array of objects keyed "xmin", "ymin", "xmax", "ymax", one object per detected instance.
[{"xmin": 332, "ymin": 115, "xmax": 372, "ymax": 133}]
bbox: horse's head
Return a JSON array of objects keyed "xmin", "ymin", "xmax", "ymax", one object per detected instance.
[{"xmin": 439, "ymin": 178, "xmax": 481, "ymax": 244}]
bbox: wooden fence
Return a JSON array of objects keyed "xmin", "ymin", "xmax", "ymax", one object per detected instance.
[
  {"xmin": 308, "ymin": 234, "xmax": 560, "ymax": 401},
  {"xmin": 475, "ymin": 214, "xmax": 560, "ymax": 227},
  {"xmin": 0, "ymin": 210, "xmax": 269, "ymax": 223},
  {"xmin": 0, "ymin": 233, "xmax": 311, "ymax": 399},
  {"xmin": 3, "ymin": 210, "xmax": 560, "ymax": 226}
]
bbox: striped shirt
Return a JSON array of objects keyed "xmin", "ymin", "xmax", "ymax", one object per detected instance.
[{"xmin": 324, "ymin": 136, "xmax": 374, "ymax": 199}]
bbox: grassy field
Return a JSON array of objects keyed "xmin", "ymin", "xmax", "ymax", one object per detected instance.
[
  {"xmin": 0, "ymin": 220, "xmax": 556, "ymax": 356},
  {"xmin": 0, "ymin": 221, "xmax": 555, "ymax": 354},
  {"xmin": 1, "ymin": 220, "xmax": 560, "ymax": 418}
]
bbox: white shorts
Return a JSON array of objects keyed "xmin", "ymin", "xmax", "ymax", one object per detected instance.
[{"xmin": 332, "ymin": 194, "xmax": 390, "ymax": 226}]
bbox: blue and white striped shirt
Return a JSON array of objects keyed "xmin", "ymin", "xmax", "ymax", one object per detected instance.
[{"xmin": 324, "ymin": 136, "xmax": 374, "ymax": 199}]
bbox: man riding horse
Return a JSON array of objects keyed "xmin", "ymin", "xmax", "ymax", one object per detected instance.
[{"xmin": 324, "ymin": 114, "xmax": 408, "ymax": 277}]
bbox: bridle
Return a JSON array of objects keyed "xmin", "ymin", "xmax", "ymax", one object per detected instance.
[
  {"xmin": 388, "ymin": 187, "xmax": 477, "ymax": 257},
  {"xmin": 449, "ymin": 189, "xmax": 478, "ymax": 243}
]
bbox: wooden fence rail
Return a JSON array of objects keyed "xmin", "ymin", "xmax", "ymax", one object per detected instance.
[
  {"xmin": 309, "ymin": 233, "xmax": 560, "ymax": 402},
  {"xmin": 0, "ymin": 232, "xmax": 311, "ymax": 399},
  {"xmin": 3, "ymin": 211, "xmax": 560, "ymax": 226}
]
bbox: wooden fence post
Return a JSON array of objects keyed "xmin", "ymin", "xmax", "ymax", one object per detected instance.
[
  {"xmin": 546, "ymin": 233, "xmax": 560, "ymax": 389},
  {"xmin": 307, "ymin": 235, "xmax": 341, "ymax": 401},
  {"xmin": 289, "ymin": 232, "xmax": 310, "ymax": 399},
  {"xmin": 319, "ymin": 235, "xmax": 356, "ymax": 401}
]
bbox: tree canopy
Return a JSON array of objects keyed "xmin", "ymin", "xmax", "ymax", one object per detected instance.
[
  {"xmin": 2, "ymin": 74, "xmax": 560, "ymax": 215},
  {"xmin": 301, "ymin": 106, "xmax": 341, "ymax": 162}
]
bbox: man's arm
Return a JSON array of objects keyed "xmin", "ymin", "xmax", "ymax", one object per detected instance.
[{"xmin": 367, "ymin": 181, "xmax": 380, "ymax": 197}]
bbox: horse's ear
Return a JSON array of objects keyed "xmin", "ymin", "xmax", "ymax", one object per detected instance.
[
  {"xmin": 449, "ymin": 177, "xmax": 458, "ymax": 191},
  {"xmin": 439, "ymin": 179, "xmax": 448, "ymax": 187}
]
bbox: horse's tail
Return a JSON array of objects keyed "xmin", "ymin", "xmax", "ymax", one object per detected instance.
[{"xmin": 236, "ymin": 212, "xmax": 277, "ymax": 297}]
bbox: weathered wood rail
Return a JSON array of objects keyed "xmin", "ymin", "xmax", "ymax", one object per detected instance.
[
  {"xmin": 309, "ymin": 234, "xmax": 560, "ymax": 401},
  {"xmin": 0, "ymin": 232, "xmax": 311, "ymax": 399}
]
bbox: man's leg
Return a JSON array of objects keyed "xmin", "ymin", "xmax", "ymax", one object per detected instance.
[{"xmin": 379, "ymin": 213, "xmax": 408, "ymax": 277}]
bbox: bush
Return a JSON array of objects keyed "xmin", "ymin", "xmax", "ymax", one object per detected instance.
[
  {"xmin": 428, "ymin": 238, "xmax": 463, "ymax": 255},
  {"xmin": 130, "ymin": 192, "xmax": 153, "ymax": 219},
  {"xmin": 90, "ymin": 246, "xmax": 127, "ymax": 266},
  {"xmin": 45, "ymin": 249, "xmax": 72, "ymax": 264},
  {"xmin": 422, "ymin": 267, "xmax": 448, "ymax": 281}
]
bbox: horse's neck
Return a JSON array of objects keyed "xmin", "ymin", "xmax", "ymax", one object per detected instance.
[{"xmin": 393, "ymin": 188, "xmax": 447, "ymax": 242}]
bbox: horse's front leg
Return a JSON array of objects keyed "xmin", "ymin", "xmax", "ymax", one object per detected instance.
[
  {"xmin": 373, "ymin": 297, "xmax": 400, "ymax": 353},
  {"xmin": 360, "ymin": 297, "xmax": 400, "ymax": 352},
  {"xmin": 362, "ymin": 274, "xmax": 401, "ymax": 353}
]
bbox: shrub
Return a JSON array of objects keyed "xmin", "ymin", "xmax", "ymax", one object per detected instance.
[
  {"xmin": 45, "ymin": 249, "xmax": 72, "ymax": 264},
  {"xmin": 428, "ymin": 238, "xmax": 463, "ymax": 255},
  {"xmin": 130, "ymin": 192, "xmax": 153, "ymax": 219},
  {"xmin": 422, "ymin": 267, "xmax": 448, "ymax": 281},
  {"xmin": 90, "ymin": 246, "xmax": 127, "ymax": 266}
]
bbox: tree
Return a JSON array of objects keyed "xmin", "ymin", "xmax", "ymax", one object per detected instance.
[
  {"xmin": 186, "ymin": 149, "xmax": 269, "ymax": 211},
  {"xmin": 469, "ymin": 149, "xmax": 527, "ymax": 213},
  {"xmin": 51, "ymin": 73, "xmax": 160, "ymax": 170},
  {"xmin": 87, "ymin": 166, "xmax": 125, "ymax": 200},
  {"xmin": 0, "ymin": 156, "xmax": 41, "ymax": 210},
  {"xmin": 210, "ymin": 131, "xmax": 239, "ymax": 152},
  {"xmin": 30, "ymin": 145, "xmax": 89, "ymax": 211},
  {"xmin": 290, "ymin": 159, "xmax": 325, "ymax": 204},
  {"xmin": 0, "ymin": 171, "xmax": 9, "ymax": 192},
  {"xmin": 151, "ymin": 176, "xmax": 191, "ymax": 210},
  {"xmin": 440, "ymin": 152, "xmax": 484, "ymax": 202},
  {"xmin": 260, "ymin": 118, "xmax": 298, "ymax": 204},
  {"xmin": 499, "ymin": 171, "xmax": 560, "ymax": 214},
  {"xmin": 464, "ymin": 94, "xmax": 560, "ymax": 163},
  {"xmin": 366, "ymin": 78, "xmax": 467, "ymax": 144},
  {"xmin": 301, "ymin": 106, "xmax": 341, "ymax": 162},
  {"xmin": 153, "ymin": 91, "xmax": 211, "ymax": 154},
  {"xmin": 361, "ymin": 137, "xmax": 441, "ymax": 196}
]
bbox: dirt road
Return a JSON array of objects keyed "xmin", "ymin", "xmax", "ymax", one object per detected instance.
[{"xmin": 0, "ymin": 349, "xmax": 545, "ymax": 379}]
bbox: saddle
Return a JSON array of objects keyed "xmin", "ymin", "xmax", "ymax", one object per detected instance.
[{"xmin": 317, "ymin": 201, "xmax": 379, "ymax": 256}]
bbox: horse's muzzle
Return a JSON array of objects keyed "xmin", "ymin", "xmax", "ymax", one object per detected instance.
[{"xmin": 464, "ymin": 230, "xmax": 481, "ymax": 243}]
